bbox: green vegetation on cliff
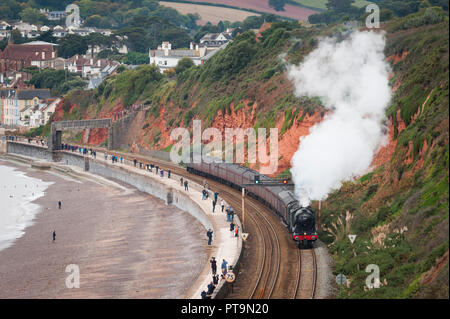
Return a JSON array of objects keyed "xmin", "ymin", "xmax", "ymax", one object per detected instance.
[{"xmin": 320, "ymin": 15, "xmax": 449, "ymax": 298}]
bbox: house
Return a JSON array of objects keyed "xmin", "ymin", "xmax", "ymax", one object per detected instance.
[
  {"xmin": 199, "ymin": 31, "xmax": 233, "ymax": 47},
  {"xmin": 19, "ymin": 97, "xmax": 60, "ymax": 127},
  {"xmin": 0, "ymin": 42, "xmax": 57, "ymax": 72},
  {"xmin": 65, "ymin": 55, "xmax": 117, "ymax": 79},
  {"xmin": 52, "ymin": 25, "xmax": 67, "ymax": 38},
  {"xmin": 40, "ymin": 9, "xmax": 66, "ymax": 21},
  {"xmin": 41, "ymin": 98, "xmax": 60, "ymax": 124},
  {"xmin": 0, "ymin": 89, "xmax": 18, "ymax": 126},
  {"xmin": 149, "ymin": 42, "xmax": 226, "ymax": 73}
]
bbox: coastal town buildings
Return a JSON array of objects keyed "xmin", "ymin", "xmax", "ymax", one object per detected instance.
[
  {"xmin": 0, "ymin": 89, "xmax": 51, "ymax": 126},
  {"xmin": 0, "ymin": 42, "xmax": 58, "ymax": 73}
]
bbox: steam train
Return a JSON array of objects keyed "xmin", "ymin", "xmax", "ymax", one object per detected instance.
[{"xmin": 186, "ymin": 159, "xmax": 317, "ymax": 248}]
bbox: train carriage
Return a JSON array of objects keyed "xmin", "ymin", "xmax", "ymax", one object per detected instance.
[{"xmin": 186, "ymin": 160, "xmax": 317, "ymax": 248}]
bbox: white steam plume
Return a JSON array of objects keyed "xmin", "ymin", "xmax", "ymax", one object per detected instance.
[{"xmin": 288, "ymin": 31, "xmax": 391, "ymax": 207}]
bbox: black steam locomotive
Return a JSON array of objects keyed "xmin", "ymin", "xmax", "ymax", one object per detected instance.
[{"xmin": 186, "ymin": 159, "xmax": 317, "ymax": 248}]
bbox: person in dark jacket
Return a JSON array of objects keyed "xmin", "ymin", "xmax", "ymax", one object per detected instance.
[
  {"xmin": 206, "ymin": 229, "xmax": 213, "ymax": 245},
  {"xmin": 201, "ymin": 290, "xmax": 207, "ymax": 299},
  {"xmin": 210, "ymin": 257, "xmax": 217, "ymax": 275},
  {"xmin": 52, "ymin": 230, "xmax": 56, "ymax": 242},
  {"xmin": 207, "ymin": 282, "xmax": 215, "ymax": 295},
  {"xmin": 213, "ymin": 274, "xmax": 219, "ymax": 285}
]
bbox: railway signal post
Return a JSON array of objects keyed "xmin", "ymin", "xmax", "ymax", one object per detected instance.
[{"xmin": 242, "ymin": 187, "xmax": 245, "ymax": 230}]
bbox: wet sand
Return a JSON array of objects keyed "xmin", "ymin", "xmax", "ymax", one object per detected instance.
[{"xmin": 0, "ymin": 159, "xmax": 207, "ymax": 298}]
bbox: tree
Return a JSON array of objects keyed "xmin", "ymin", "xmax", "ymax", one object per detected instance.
[
  {"xmin": 218, "ymin": 20, "xmax": 225, "ymax": 32},
  {"xmin": 11, "ymin": 29, "xmax": 27, "ymax": 44},
  {"xmin": 268, "ymin": 0, "xmax": 286, "ymax": 11},
  {"xmin": 175, "ymin": 57, "xmax": 194, "ymax": 74},
  {"xmin": 326, "ymin": 0, "xmax": 355, "ymax": 12},
  {"xmin": 19, "ymin": 8, "xmax": 47, "ymax": 25},
  {"xmin": 85, "ymin": 33, "xmax": 111, "ymax": 57},
  {"xmin": 35, "ymin": 30, "xmax": 57, "ymax": 44},
  {"xmin": 57, "ymin": 34, "xmax": 88, "ymax": 58}
]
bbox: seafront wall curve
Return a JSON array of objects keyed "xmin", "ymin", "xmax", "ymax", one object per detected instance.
[{"xmin": 3, "ymin": 141, "xmax": 243, "ymax": 299}]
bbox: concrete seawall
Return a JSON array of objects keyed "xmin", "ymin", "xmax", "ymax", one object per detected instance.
[{"xmin": 4, "ymin": 141, "xmax": 242, "ymax": 299}]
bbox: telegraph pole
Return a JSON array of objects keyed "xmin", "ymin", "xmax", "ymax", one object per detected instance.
[{"xmin": 242, "ymin": 187, "xmax": 245, "ymax": 230}]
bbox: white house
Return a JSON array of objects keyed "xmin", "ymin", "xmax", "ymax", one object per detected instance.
[
  {"xmin": 149, "ymin": 42, "xmax": 226, "ymax": 73},
  {"xmin": 52, "ymin": 25, "xmax": 67, "ymax": 38}
]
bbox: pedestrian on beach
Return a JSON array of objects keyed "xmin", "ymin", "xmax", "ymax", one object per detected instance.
[
  {"xmin": 230, "ymin": 210, "xmax": 235, "ymax": 222},
  {"xmin": 160, "ymin": 169, "xmax": 164, "ymax": 177},
  {"xmin": 184, "ymin": 180, "xmax": 188, "ymax": 191},
  {"xmin": 133, "ymin": 158, "xmax": 137, "ymax": 167},
  {"xmin": 206, "ymin": 229, "xmax": 213, "ymax": 245},
  {"xmin": 202, "ymin": 189, "xmax": 206, "ymax": 200},
  {"xmin": 52, "ymin": 230, "xmax": 56, "ymax": 242},
  {"xmin": 156, "ymin": 166, "xmax": 159, "ymax": 173},
  {"xmin": 58, "ymin": 201, "xmax": 62, "ymax": 209},
  {"xmin": 235, "ymin": 225, "xmax": 239, "ymax": 238},
  {"xmin": 214, "ymin": 192, "xmax": 218, "ymax": 203},
  {"xmin": 120, "ymin": 156, "xmax": 123, "ymax": 163},
  {"xmin": 210, "ymin": 257, "xmax": 217, "ymax": 275},
  {"xmin": 168, "ymin": 170, "xmax": 171, "ymax": 179},
  {"xmin": 180, "ymin": 177, "xmax": 183, "ymax": 186},
  {"xmin": 221, "ymin": 200, "xmax": 225, "ymax": 212},
  {"xmin": 212, "ymin": 200, "xmax": 216, "ymax": 212}
]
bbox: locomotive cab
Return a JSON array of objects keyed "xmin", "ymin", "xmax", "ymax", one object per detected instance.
[{"xmin": 292, "ymin": 207, "xmax": 317, "ymax": 248}]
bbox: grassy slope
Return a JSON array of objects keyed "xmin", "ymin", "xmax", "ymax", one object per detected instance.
[
  {"xmin": 320, "ymin": 19, "xmax": 449, "ymax": 298},
  {"xmin": 290, "ymin": 0, "xmax": 372, "ymax": 10}
]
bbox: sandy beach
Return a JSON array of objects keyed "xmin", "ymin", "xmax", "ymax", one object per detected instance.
[{"xmin": 0, "ymin": 158, "xmax": 207, "ymax": 298}]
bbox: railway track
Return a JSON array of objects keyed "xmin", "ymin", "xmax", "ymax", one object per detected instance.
[
  {"xmin": 14, "ymin": 139, "xmax": 316, "ymax": 299},
  {"xmin": 293, "ymin": 248, "xmax": 317, "ymax": 299}
]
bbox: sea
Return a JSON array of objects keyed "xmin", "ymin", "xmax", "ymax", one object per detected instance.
[{"xmin": 0, "ymin": 164, "xmax": 52, "ymax": 251}]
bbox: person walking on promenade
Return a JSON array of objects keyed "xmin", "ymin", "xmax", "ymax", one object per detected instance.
[
  {"xmin": 213, "ymin": 274, "xmax": 219, "ymax": 285},
  {"xmin": 235, "ymin": 225, "xmax": 239, "ymax": 238},
  {"xmin": 184, "ymin": 180, "xmax": 188, "ymax": 191},
  {"xmin": 221, "ymin": 259, "xmax": 228, "ymax": 278},
  {"xmin": 206, "ymin": 229, "xmax": 213, "ymax": 245},
  {"xmin": 133, "ymin": 158, "xmax": 137, "ymax": 167},
  {"xmin": 212, "ymin": 200, "xmax": 217, "ymax": 213},
  {"xmin": 210, "ymin": 257, "xmax": 217, "ymax": 275},
  {"xmin": 52, "ymin": 230, "xmax": 56, "ymax": 242},
  {"xmin": 180, "ymin": 177, "xmax": 183, "ymax": 186},
  {"xmin": 160, "ymin": 169, "xmax": 164, "ymax": 177},
  {"xmin": 221, "ymin": 199, "xmax": 225, "ymax": 212},
  {"xmin": 202, "ymin": 189, "xmax": 206, "ymax": 200},
  {"xmin": 207, "ymin": 282, "xmax": 215, "ymax": 295},
  {"xmin": 201, "ymin": 290, "xmax": 207, "ymax": 299},
  {"xmin": 230, "ymin": 210, "xmax": 235, "ymax": 222},
  {"xmin": 168, "ymin": 170, "xmax": 171, "ymax": 179},
  {"xmin": 230, "ymin": 222, "xmax": 235, "ymax": 233},
  {"xmin": 214, "ymin": 192, "xmax": 219, "ymax": 203},
  {"xmin": 58, "ymin": 201, "xmax": 62, "ymax": 209},
  {"xmin": 120, "ymin": 156, "xmax": 123, "ymax": 163}
]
